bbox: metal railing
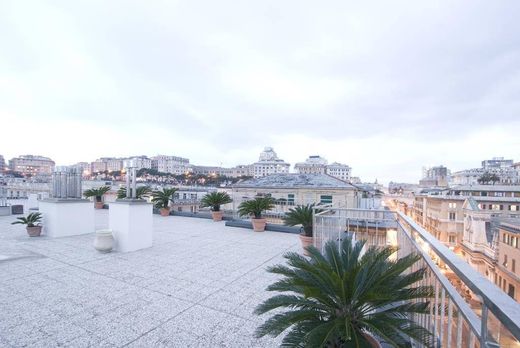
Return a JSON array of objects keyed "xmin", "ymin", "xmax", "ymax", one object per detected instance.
[{"xmin": 313, "ymin": 207, "xmax": 520, "ymax": 347}]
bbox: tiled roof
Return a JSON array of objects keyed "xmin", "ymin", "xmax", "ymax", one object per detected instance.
[{"xmin": 233, "ymin": 173, "xmax": 357, "ymax": 189}]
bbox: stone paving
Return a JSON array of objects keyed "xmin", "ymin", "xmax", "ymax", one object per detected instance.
[{"xmin": 0, "ymin": 210, "xmax": 299, "ymax": 347}]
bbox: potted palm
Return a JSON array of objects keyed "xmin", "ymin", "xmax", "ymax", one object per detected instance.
[
  {"xmin": 254, "ymin": 236, "xmax": 434, "ymax": 347},
  {"xmin": 238, "ymin": 197, "xmax": 275, "ymax": 232},
  {"xmin": 117, "ymin": 185, "xmax": 152, "ymax": 200},
  {"xmin": 83, "ymin": 186, "xmax": 111, "ymax": 209},
  {"xmin": 11, "ymin": 212, "xmax": 43, "ymax": 237},
  {"xmin": 151, "ymin": 188, "xmax": 178, "ymax": 216},
  {"xmin": 283, "ymin": 204, "xmax": 321, "ymax": 256},
  {"xmin": 200, "ymin": 192, "xmax": 232, "ymax": 221}
]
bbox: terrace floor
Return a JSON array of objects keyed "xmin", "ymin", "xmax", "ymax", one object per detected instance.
[{"xmin": 0, "ymin": 210, "xmax": 299, "ymax": 347}]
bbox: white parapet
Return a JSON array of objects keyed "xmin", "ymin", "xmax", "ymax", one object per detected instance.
[
  {"xmin": 39, "ymin": 199, "xmax": 95, "ymax": 238},
  {"xmin": 109, "ymin": 200, "xmax": 153, "ymax": 252}
]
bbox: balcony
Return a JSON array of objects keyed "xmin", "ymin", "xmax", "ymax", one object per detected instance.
[
  {"xmin": 314, "ymin": 208, "xmax": 520, "ymax": 347},
  {"xmin": 0, "ymin": 210, "xmax": 298, "ymax": 347}
]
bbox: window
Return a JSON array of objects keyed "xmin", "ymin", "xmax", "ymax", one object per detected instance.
[
  {"xmin": 288, "ymin": 194, "xmax": 295, "ymax": 206},
  {"xmin": 504, "ymin": 254, "xmax": 508, "ymax": 267},
  {"xmin": 508, "ymin": 284, "xmax": 515, "ymax": 299},
  {"xmin": 448, "ymin": 202, "xmax": 457, "ymax": 209},
  {"xmin": 449, "ymin": 212, "xmax": 456, "ymax": 221},
  {"xmin": 513, "ymin": 259, "xmax": 516, "ymax": 273},
  {"xmin": 449, "ymin": 235, "xmax": 456, "ymax": 244},
  {"xmin": 320, "ymin": 195, "xmax": 333, "ymax": 204}
]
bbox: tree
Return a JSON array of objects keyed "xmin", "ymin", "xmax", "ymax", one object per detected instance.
[
  {"xmin": 478, "ymin": 172, "xmax": 500, "ymax": 185},
  {"xmin": 255, "ymin": 236, "xmax": 434, "ymax": 347}
]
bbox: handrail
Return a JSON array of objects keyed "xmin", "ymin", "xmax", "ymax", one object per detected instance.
[{"xmin": 397, "ymin": 211, "xmax": 520, "ymax": 341}]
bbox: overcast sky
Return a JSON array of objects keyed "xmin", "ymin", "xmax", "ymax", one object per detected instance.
[{"xmin": 1, "ymin": 1, "xmax": 519, "ymax": 184}]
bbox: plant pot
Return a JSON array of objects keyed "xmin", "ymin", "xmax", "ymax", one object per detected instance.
[
  {"xmin": 159, "ymin": 208, "xmax": 170, "ymax": 216},
  {"xmin": 93, "ymin": 229, "xmax": 114, "ymax": 253},
  {"xmin": 26, "ymin": 226, "xmax": 42, "ymax": 237},
  {"xmin": 94, "ymin": 201, "xmax": 104, "ymax": 209},
  {"xmin": 251, "ymin": 218, "xmax": 267, "ymax": 232},
  {"xmin": 363, "ymin": 332, "xmax": 382, "ymax": 348},
  {"xmin": 211, "ymin": 211, "xmax": 223, "ymax": 221},
  {"xmin": 299, "ymin": 234, "xmax": 313, "ymax": 256}
]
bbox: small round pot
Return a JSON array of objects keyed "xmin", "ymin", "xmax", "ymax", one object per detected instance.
[
  {"xmin": 26, "ymin": 226, "xmax": 42, "ymax": 237},
  {"xmin": 94, "ymin": 201, "xmax": 104, "ymax": 209},
  {"xmin": 94, "ymin": 230, "xmax": 114, "ymax": 253},
  {"xmin": 299, "ymin": 234, "xmax": 313, "ymax": 256},
  {"xmin": 159, "ymin": 208, "xmax": 170, "ymax": 216},
  {"xmin": 211, "ymin": 211, "xmax": 223, "ymax": 221},
  {"xmin": 251, "ymin": 218, "xmax": 267, "ymax": 232}
]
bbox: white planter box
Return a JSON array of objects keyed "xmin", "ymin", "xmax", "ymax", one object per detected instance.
[
  {"xmin": 109, "ymin": 200, "xmax": 153, "ymax": 252},
  {"xmin": 39, "ymin": 199, "xmax": 95, "ymax": 238}
]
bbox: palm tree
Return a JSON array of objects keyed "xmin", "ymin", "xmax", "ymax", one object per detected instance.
[
  {"xmin": 83, "ymin": 186, "xmax": 111, "ymax": 208},
  {"xmin": 201, "ymin": 192, "xmax": 233, "ymax": 221},
  {"xmin": 254, "ymin": 236, "xmax": 434, "ymax": 347},
  {"xmin": 238, "ymin": 196, "xmax": 275, "ymax": 232},
  {"xmin": 117, "ymin": 185, "xmax": 152, "ymax": 200},
  {"xmin": 151, "ymin": 188, "xmax": 178, "ymax": 216},
  {"xmin": 283, "ymin": 204, "xmax": 320, "ymax": 237},
  {"xmin": 283, "ymin": 204, "xmax": 322, "ymax": 256}
]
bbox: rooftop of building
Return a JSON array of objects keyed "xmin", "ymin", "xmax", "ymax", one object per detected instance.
[
  {"xmin": 449, "ymin": 184, "xmax": 520, "ymax": 191},
  {"xmin": 0, "ymin": 211, "xmax": 297, "ymax": 347},
  {"xmin": 232, "ymin": 173, "xmax": 357, "ymax": 189}
]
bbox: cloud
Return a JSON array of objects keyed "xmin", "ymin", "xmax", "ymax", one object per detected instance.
[{"xmin": 0, "ymin": 0, "xmax": 519, "ymax": 184}]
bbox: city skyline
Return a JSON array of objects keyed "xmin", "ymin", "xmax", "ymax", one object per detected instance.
[{"xmin": 1, "ymin": 1, "xmax": 519, "ymax": 184}]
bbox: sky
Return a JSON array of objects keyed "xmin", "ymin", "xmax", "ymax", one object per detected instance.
[{"xmin": 1, "ymin": 1, "xmax": 519, "ymax": 184}]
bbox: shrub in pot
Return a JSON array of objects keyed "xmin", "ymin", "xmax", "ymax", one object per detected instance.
[
  {"xmin": 151, "ymin": 188, "xmax": 178, "ymax": 216},
  {"xmin": 200, "ymin": 192, "xmax": 232, "ymax": 221},
  {"xmin": 254, "ymin": 236, "xmax": 434, "ymax": 347},
  {"xmin": 83, "ymin": 186, "xmax": 111, "ymax": 209},
  {"xmin": 283, "ymin": 204, "xmax": 322, "ymax": 256},
  {"xmin": 11, "ymin": 212, "xmax": 43, "ymax": 237},
  {"xmin": 238, "ymin": 197, "xmax": 275, "ymax": 232}
]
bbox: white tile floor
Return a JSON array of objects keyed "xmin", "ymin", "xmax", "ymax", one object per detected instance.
[{"xmin": 0, "ymin": 210, "xmax": 299, "ymax": 347}]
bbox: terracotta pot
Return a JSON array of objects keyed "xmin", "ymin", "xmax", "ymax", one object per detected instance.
[
  {"xmin": 363, "ymin": 333, "xmax": 382, "ymax": 348},
  {"xmin": 27, "ymin": 226, "xmax": 42, "ymax": 237},
  {"xmin": 299, "ymin": 234, "xmax": 313, "ymax": 256},
  {"xmin": 251, "ymin": 218, "xmax": 267, "ymax": 232},
  {"xmin": 94, "ymin": 201, "xmax": 104, "ymax": 209},
  {"xmin": 93, "ymin": 230, "xmax": 114, "ymax": 253},
  {"xmin": 160, "ymin": 208, "xmax": 170, "ymax": 216},
  {"xmin": 211, "ymin": 211, "xmax": 223, "ymax": 221}
]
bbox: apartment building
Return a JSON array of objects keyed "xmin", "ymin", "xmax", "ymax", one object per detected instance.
[
  {"xmin": 231, "ymin": 173, "xmax": 359, "ymax": 213},
  {"xmin": 452, "ymin": 157, "xmax": 518, "ymax": 185},
  {"xmin": 419, "ymin": 165, "xmax": 449, "ymax": 187},
  {"xmin": 151, "ymin": 155, "xmax": 191, "ymax": 175},
  {"xmin": 412, "ymin": 185, "xmax": 520, "ymax": 249},
  {"xmin": 294, "ymin": 155, "xmax": 351, "ymax": 181},
  {"xmin": 0, "ymin": 155, "xmax": 6, "ymax": 172},
  {"xmin": 251, "ymin": 147, "xmax": 290, "ymax": 178},
  {"xmin": 9, "ymin": 155, "xmax": 55, "ymax": 176},
  {"xmin": 496, "ymin": 222, "xmax": 520, "ymax": 302}
]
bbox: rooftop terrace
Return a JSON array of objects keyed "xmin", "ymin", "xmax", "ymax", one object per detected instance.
[{"xmin": 0, "ymin": 211, "xmax": 299, "ymax": 347}]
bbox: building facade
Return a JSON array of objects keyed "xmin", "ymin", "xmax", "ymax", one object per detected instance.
[
  {"xmin": 251, "ymin": 147, "xmax": 290, "ymax": 178},
  {"xmin": 294, "ymin": 156, "xmax": 351, "ymax": 182},
  {"xmin": 9, "ymin": 155, "xmax": 55, "ymax": 176},
  {"xmin": 151, "ymin": 155, "xmax": 191, "ymax": 175},
  {"xmin": 0, "ymin": 155, "xmax": 5, "ymax": 172},
  {"xmin": 452, "ymin": 157, "xmax": 518, "ymax": 185},
  {"xmin": 231, "ymin": 173, "xmax": 360, "ymax": 214},
  {"xmin": 420, "ymin": 165, "xmax": 449, "ymax": 187}
]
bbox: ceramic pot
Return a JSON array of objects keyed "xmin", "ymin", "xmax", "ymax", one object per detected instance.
[
  {"xmin": 94, "ymin": 229, "xmax": 114, "ymax": 253},
  {"xmin": 251, "ymin": 218, "xmax": 267, "ymax": 232},
  {"xmin": 27, "ymin": 226, "xmax": 42, "ymax": 237},
  {"xmin": 299, "ymin": 234, "xmax": 313, "ymax": 256},
  {"xmin": 211, "ymin": 211, "xmax": 223, "ymax": 221},
  {"xmin": 160, "ymin": 208, "xmax": 170, "ymax": 216},
  {"xmin": 94, "ymin": 201, "xmax": 104, "ymax": 209}
]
